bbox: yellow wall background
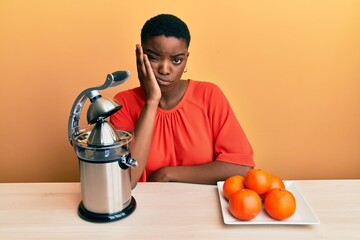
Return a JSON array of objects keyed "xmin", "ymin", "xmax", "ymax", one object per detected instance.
[{"xmin": 0, "ymin": 0, "xmax": 359, "ymax": 182}]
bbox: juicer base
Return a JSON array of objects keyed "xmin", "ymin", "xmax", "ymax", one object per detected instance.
[{"xmin": 77, "ymin": 196, "xmax": 136, "ymax": 223}]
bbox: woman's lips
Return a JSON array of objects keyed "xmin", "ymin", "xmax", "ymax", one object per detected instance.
[{"xmin": 156, "ymin": 77, "xmax": 172, "ymax": 86}]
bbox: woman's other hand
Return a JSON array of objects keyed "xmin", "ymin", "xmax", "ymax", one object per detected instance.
[{"xmin": 147, "ymin": 167, "xmax": 172, "ymax": 182}]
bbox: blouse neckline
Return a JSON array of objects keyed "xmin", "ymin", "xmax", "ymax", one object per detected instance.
[{"xmin": 157, "ymin": 79, "xmax": 192, "ymax": 114}]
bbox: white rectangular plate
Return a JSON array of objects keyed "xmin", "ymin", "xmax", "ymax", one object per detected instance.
[{"xmin": 217, "ymin": 181, "xmax": 320, "ymax": 225}]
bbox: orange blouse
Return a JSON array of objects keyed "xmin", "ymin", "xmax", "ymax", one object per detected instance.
[{"xmin": 110, "ymin": 80, "xmax": 254, "ymax": 181}]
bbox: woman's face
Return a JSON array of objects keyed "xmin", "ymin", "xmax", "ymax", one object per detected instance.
[{"xmin": 142, "ymin": 35, "xmax": 189, "ymax": 92}]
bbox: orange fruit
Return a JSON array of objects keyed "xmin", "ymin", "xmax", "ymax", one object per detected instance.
[
  {"xmin": 264, "ymin": 188, "xmax": 296, "ymax": 220},
  {"xmin": 244, "ymin": 169, "xmax": 272, "ymax": 195},
  {"xmin": 223, "ymin": 175, "xmax": 245, "ymax": 200},
  {"xmin": 260, "ymin": 175, "xmax": 286, "ymax": 200},
  {"xmin": 228, "ymin": 189, "xmax": 262, "ymax": 221}
]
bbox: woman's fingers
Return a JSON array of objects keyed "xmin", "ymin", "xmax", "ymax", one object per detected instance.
[
  {"xmin": 135, "ymin": 44, "xmax": 161, "ymax": 102},
  {"xmin": 143, "ymin": 54, "xmax": 156, "ymax": 82},
  {"xmin": 136, "ymin": 44, "xmax": 146, "ymax": 82},
  {"xmin": 143, "ymin": 54, "xmax": 161, "ymax": 102}
]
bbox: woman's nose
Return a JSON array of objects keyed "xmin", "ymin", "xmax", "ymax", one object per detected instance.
[{"xmin": 158, "ymin": 61, "xmax": 170, "ymax": 75}]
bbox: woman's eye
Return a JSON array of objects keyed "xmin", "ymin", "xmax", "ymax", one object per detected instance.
[
  {"xmin": 148, "ymin": 55, "xmax": 158, "ymax": 61},
  {"xmin": 172, "ymin": 58, "xmax": 182, "ymax": 65}
]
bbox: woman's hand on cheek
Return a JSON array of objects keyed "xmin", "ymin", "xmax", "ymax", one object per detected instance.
[{"xmin": 135, "ymin": 44, "xmax": 161, "ymax": 105}]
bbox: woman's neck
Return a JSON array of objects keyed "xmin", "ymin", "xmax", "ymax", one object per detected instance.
[{"xmin": 159, "ymin": 79, "xmax": 189, "ymax": 110}]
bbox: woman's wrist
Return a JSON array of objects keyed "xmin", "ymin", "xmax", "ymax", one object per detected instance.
[{"xmin": 144, "ymin": 99, "xmax": 159, "ymax": 109}]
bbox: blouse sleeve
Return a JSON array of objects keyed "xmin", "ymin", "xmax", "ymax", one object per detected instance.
[{"xmin": 208, "ymin": 85, "xmax": 255, "ymax": 167}]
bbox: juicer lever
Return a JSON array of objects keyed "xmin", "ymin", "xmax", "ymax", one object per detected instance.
[{"xmin": 68, "ymin": 71, "xmax": 130, "ymax": 144}]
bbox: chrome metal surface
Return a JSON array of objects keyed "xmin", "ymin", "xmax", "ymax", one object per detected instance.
[
  {"xmin": 68, "ymin": 70, "xmax": 130, "ymax": 144},
  {"xmin": 87, "ymin": 120, "xmax": 120, "ymax": 146},
  {"xmin": 79, "ymin": 160, "xmax": 132, "ymax": 214},
  {"xmin": 72, "ymin": 130, "xmax": 133, "ymax": 163},
  {"xmin": 68, "ymin": 71, "xmax": 135, "ymax": 220},
  {"xmin": 87, "ymin": 97, "xmax": 121, "ymax": 124}
]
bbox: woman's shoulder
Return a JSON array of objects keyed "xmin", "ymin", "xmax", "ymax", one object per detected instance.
[
  {"xmin": 113, "ymin": 87, "xmax": 145, "ymax": 112},
  {"xmin": 114, "ymin": 86, "xmax": 144, "ymax": 100},
  {"xmin": 190, "ymin": 79, "xmax": 219, "ymax": 89},
  {"xmin": 183, "ymin": 80, "xmax": 228, "ymax": 111},
  {"xmin": 188, "ymin": 80, "xmax": 225, "ymax": 98}
]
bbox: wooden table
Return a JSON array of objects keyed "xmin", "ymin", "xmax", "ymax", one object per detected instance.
[{"xmin": 0, "ymin": 180, "xmax": 359, "ymax": 239}]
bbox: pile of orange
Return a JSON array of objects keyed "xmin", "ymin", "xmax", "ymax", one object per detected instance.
[{"xmin": 223, "ymin": 169, "xmax": 296, "ymax": 221}]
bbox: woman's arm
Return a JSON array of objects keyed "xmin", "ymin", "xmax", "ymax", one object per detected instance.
[
  {"xmin": 129, "ymin": 45, "xmax": 161, "ymax": 189},
  {"xmin": 147, "ymin": 161, "xmax": 253, "ymax": 184}
]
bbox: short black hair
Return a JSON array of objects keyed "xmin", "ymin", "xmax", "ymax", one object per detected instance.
[{"xmin": 141, "ymin": 14, "xmax": 191, "ymax": 47}]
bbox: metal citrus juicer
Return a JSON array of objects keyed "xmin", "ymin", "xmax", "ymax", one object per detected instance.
[{"xmin": 68, "ymin": 70, "xmax": 137, "ymax": 223}]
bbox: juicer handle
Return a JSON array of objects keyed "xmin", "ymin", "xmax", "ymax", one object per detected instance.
[
  {"xmin": 68, "ymin": 70, "xmax": 130, "ymax": 144},
  {"xmin": 110, "ymin": 71, "xmax": 131, "ymax": 87}
]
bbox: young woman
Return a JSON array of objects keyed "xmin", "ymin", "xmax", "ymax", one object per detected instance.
[{"xmin": 110, "ymin": 14, "xmax": 254, "ymax": 188}]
